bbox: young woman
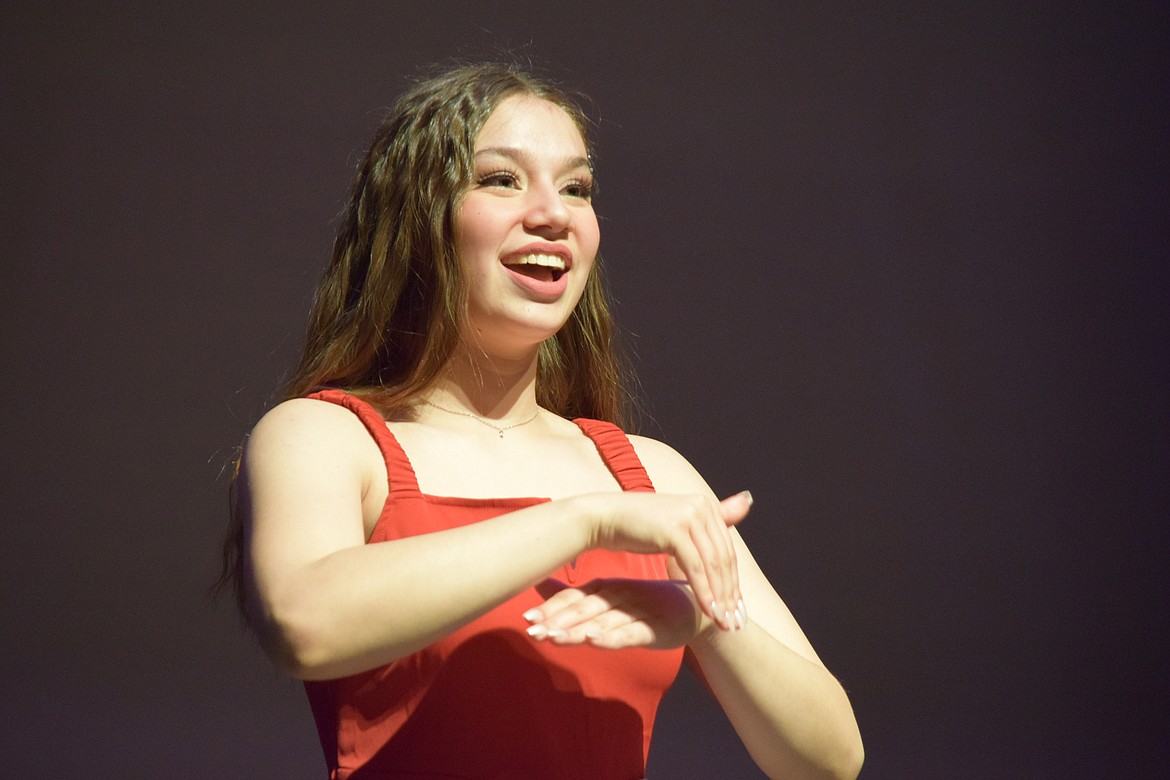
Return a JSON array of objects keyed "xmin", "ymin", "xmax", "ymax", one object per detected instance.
[{"xmin": 223, "ymin": 63, "xmax": 862, "ymax": 779}]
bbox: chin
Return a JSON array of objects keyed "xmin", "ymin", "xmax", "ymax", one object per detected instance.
[{"xmin": 464, "ymin": 311, "xmax": 573, "ymax": 354}]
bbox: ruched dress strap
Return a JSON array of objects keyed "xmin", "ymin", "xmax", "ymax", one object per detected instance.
[
  {"xmin": 305, "ymin": 389, "xmax": 422, "ymax": 497},
  {"xmin": 572, "ymin": 418, "xmax": 656, "ymax": 493}
]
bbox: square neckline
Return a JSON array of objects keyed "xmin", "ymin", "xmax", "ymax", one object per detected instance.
[{"xmin": 304, "ymin": 389, "xmax": 656, "ymax": 507}]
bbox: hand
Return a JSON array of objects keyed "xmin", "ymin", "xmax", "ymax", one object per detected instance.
[
  {"xmin": 584, "ymin": 490, "xmax": 752, "ymax": 631},
  {"xmin": 523, "ymin": 577, "xmax": 721, "ymax": 650}
]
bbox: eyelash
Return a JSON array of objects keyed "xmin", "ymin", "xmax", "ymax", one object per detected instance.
[
  {"xmin": 475, "ymin": 169, "xmax": 595, "ymax": 200},
  {"xmin": 563, "ymin": 178, "xmax": 595, "ymax": 200},
  {"xmin": 477, "ymin": 169, "xmax": 521, "ymax": 188}
]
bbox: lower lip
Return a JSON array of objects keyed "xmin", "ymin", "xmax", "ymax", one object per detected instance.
[{"xmin": 503, "ymin": 265, "xmax": 570, "ymax": 302}]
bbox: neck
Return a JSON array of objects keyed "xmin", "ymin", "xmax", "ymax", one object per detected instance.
[{"xmin": 427, "ymin": 340, "xmax": 541, "ymax": 419}]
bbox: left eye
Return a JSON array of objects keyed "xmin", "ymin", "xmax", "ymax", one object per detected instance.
[{"xmin": 479, "ymin": 172, "xmax": 519, "ymax": 188}]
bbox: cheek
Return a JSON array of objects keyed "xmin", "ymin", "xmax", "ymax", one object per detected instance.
[
  {"xmin": 453, "ymin": 207, "xmax": 481, "ymax": 248},
  {"xmin": 453, "ymin": 208, "xmax": 501, "ymax": 270},
  {"xmin": 579, "ymin": 212, "xmax": 601, "ymax": 256}
]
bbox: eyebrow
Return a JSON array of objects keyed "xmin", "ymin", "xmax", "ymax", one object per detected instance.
[{"xmin": 474, "ymin": 146, "xmax": 593, "ymax": 172}]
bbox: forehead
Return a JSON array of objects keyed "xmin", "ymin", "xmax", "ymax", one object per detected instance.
[{"xmin": 475, "ymin": 94, "xmax": 587, "ymax": 156}]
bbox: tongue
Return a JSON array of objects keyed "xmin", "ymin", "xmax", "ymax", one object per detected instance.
[{"xmin": 506, "ymin": 264, "xmax": 554, "ymax": 282}]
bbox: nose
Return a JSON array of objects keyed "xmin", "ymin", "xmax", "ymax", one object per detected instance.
[{"xmin": 522, "ymin": 181, "xmax": 570, "ymax": 234}]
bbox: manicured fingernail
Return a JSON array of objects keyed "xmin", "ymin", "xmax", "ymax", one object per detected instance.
[
  {"xmin": 546, "ymin": 628, "xmax": 567, "ymax": 640},
  {"xmin": 734, "ymin": 606, "xmax": 746, "ymax": 630},
  {"xmin": 585, "ymin": 628, "xmax": 601, "ymax": 640},
  {"xmin": 739, "ymin": 490, "xmax": 753, "ymax": 506},
  {"xmin": 522, "ymin": 608, "xmax": 542, "ymax": 622},
  {"xmin": 526, "ymin": 624, "xmax": 547, "ymax": 639}
]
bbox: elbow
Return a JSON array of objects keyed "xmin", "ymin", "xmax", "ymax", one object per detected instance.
[
  {"xmin": 251, "ymin": 592, "xmax": 343, "ymax": 681},
  {"xmin": 265, "ymin": 623, "xmax": 334, "ymax": 681},
  {"xmin": 833, "ymin": 731, "xmax": 865, "ymax": 780},
  {"xmin": 818, "ymin": 716, "xmax": 864, "ymax": 780},
  {"xmin": 765, "ymin": 740, "xmax": 863, "ymax": 780},
  {"xmin": 818, "ymin": 680, "xmax": 864, "ymax": 780},
  {"xmin": 253, "ymin": 586, "xmax": 408, "ymax": 681},
  {"xmin": 758, "ymin": 711, "xmax": 864, "ymax": 780},
  {"xmin": 817, "ymin": 701, "xmax": 864, "ymax": 780},
  {"xmin": 762, "ymin": 741, "xmax": 864, "ymax": 780}
]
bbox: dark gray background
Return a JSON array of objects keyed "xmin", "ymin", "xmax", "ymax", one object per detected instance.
[{"xmin": 3, "ymin": 2, "xmax": 1167, "ymax": 777}]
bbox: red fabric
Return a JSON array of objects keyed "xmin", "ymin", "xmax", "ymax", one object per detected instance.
[{"xmin": 303, "ymin": 390, "xmax": 684, "ymax": 779}]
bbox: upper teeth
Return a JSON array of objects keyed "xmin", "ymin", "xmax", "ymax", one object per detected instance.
[{"xmin": 505, "ymin": 253, "xmax": 566, "ymax": 271}]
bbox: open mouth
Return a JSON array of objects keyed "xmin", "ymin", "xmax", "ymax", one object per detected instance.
[{"xmin": 501, "ymin": 253, "xmax": 567, "ymax": 283}]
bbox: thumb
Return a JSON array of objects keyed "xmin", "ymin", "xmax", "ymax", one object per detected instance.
[{"xmin": 719, "ymin": 490, "xmax": 754, "ymax": 527}]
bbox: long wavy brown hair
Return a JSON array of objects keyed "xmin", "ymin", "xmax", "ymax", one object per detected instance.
[{"xmin": 218, "ymin": 63, "xmax": 633, "ymax": 616}]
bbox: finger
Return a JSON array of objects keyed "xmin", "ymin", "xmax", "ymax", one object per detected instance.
[
  {"xmin": 523, "ymin": 589, "xmax": 585, "ymax": 621},
  {"xmin": 585, "ymin": 619, "xmax": 657, "ymax": 650},
  {"xmin": 689, "ymin": 498, "xmax": 736, "ymax": 630},
  {"xmin": 719, "ymin": 490, "xmax": 753, "ymax": 527},
  {"xmin": 669, "ymin": 528, "xmax": 719, "ymax": 627},
  {"xmin": 552, "ymin": 604, "xmax": 639, "ymax": 645},
  {"xmin": 708, "ymin": 518, "xmax": 737, "ymax": 631},
  {"xmin": 527, "ymin": 584, "xmax": 616, "ymax": 640},
  {"xmin": 720, "ymin": 492, "xmax": 753, "ymax": 628},
  {"xmin": 712, "ymin": 502, "xmax": 742, "ymax": 628},
  {"xmin": 524, "ymin": 586, "xmax": 590, "ymax": 638},
  {"xmin": 524, "ymin": 577, "xmax": 573, "ymax": 624}
]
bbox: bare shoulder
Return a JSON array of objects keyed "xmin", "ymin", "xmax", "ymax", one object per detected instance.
[
  {"xmin": 627, "ymin": 434, "xmax": 713, "ymax": 496},
  {"xmin": 245, "ymin": 397, "xmax": 379, "ymax": 476}
]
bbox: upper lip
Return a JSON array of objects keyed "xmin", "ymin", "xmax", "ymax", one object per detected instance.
[{"xmin": 502, "ymin": 243, "xmax": 574, "ymax": 270}]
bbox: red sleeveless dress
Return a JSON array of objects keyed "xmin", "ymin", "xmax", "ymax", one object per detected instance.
[{"xmin": 303, "ymin": 390, "xmax": 685, "ymax": 779}]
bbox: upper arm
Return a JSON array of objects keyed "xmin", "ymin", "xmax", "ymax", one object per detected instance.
[
  {"xmin": 629, "ymin": 435, "xmax": 824, "ymax": 667},
  {"xmin": 240, "ymin": 398, "xmax": 378, "ymax": 617}
]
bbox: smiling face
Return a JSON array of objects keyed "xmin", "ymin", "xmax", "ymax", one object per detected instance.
[{"xmin": 454, "ymin": 94, "xmax": 601, "ymax": 357}]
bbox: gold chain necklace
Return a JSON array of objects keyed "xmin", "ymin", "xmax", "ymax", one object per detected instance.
[{"xmin": 423, "ymin": 400, "xmax": 540, "ymax": 439}]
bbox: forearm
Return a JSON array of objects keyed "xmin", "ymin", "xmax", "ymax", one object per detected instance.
[
  {"xmin": 687, "ymin": 622, "xmax": 864, "ymax": 780},
  {"xmin": 254, "ymin": 496, "xmax": 593, "ymax": 680}
]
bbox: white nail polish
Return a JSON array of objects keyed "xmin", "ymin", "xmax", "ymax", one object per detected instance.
[
  {"xmin": 522, "ymin": 608, "xmax": 542, "ymax": 622},
  {"xmin": 526, "ymin": 624, "xmax": 547, "ymax": 639},
  {"xmin": 546, "ymin": 628, "xmax": 567, "ymax": 640}
]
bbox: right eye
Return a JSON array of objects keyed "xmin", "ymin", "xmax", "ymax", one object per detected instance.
[{"xmin": 477, "ymin": 171, "xmax": 520, "ymax": 188}]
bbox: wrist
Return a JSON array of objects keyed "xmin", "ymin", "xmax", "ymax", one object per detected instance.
[
  {"xmin": 690, "ymin": 615, "xmax": 722, "ymax": 650},
  {"xmin": 562, "ymin": 493, "xmax": 604, "ymax": 553},
  {"xmin": 688, "ymin": 610, "xmax": 749, "ymax": 654}
]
